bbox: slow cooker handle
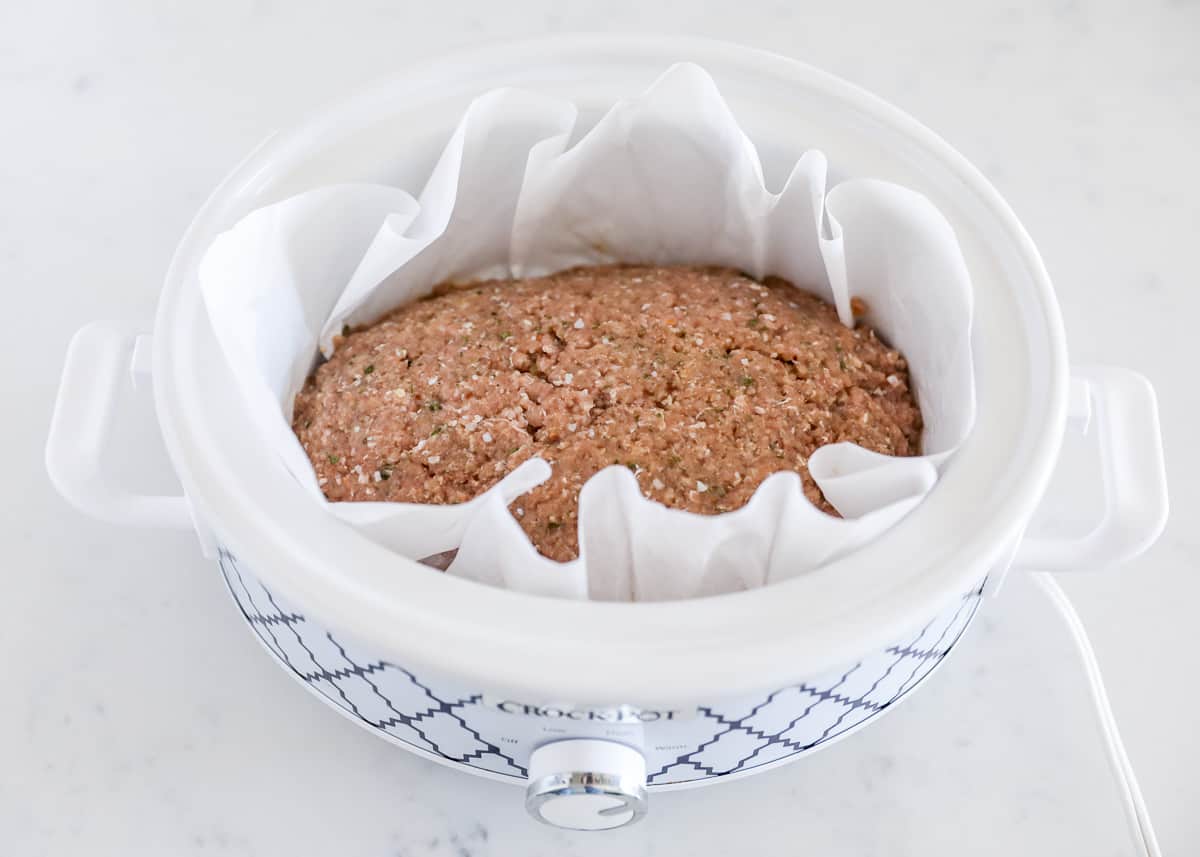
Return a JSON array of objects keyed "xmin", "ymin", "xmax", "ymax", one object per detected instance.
[
  {"xmin": 1014, "ymin": 365, "xmax": 1168, "ymax": 572},
  {"xmin": 45, "ymin": 321, "xmax": 194, "ymax": 530}
]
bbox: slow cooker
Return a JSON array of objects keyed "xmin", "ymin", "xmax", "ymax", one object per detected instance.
[{"xmin": 45, "ymin": 36, "xmax": 1168, "ymax": 831}]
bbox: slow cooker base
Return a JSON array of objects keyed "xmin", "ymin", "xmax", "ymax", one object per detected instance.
[{"xmin": 217, "ymin": 549, "xmax": 984, "ymax": 790}]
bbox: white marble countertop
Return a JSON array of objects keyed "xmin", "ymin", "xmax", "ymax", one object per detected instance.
[{"xmin": 4, "ymin": 0, "xmax": 1196, "ymax": 852}]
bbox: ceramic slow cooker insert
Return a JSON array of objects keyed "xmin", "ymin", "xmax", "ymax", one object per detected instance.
[{"xmin": 45, "ymin": 37, "xmax": 1168, "ymax": 831}]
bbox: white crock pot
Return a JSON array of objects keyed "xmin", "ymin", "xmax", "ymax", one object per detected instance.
[{"xmin": 45, "ymin": 36, "xmax": 1168, "ymax": 831}]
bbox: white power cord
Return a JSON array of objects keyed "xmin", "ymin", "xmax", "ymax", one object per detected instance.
[{"xmin": 1031, "ymin": 572, "xmax": 1161, "ymax": 857}]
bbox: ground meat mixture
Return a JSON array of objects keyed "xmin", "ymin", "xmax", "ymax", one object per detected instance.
[{"xmin": 293, "ymin": 265, "xmax": 922, "ymax": 562}]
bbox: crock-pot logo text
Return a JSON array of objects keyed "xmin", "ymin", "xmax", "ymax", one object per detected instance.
[{"xmin": 492, "ymin": 701, "xmax": 682, "ymax": 722}]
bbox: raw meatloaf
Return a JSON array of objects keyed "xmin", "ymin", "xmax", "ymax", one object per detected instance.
[{"xmin": 293, "ymin": 265, "xmax": 922, "ymax": 561}]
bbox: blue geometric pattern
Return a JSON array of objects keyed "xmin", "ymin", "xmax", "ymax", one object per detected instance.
[
  {"xmin": 647, "ymin": 585, "xmax": 981, "ymax": 783},
  {"xmin": 217, "ymin": 549, "xmax": 982, "ymax": 786},
  {"xmin": 219, "ymin": 550, "xmax": 526, "ymax": 778}
]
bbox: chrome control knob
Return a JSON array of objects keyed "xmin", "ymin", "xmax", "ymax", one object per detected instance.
[{"xmin": 525, "ymin": 739, "xmax": 648, "ymax": 830}]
